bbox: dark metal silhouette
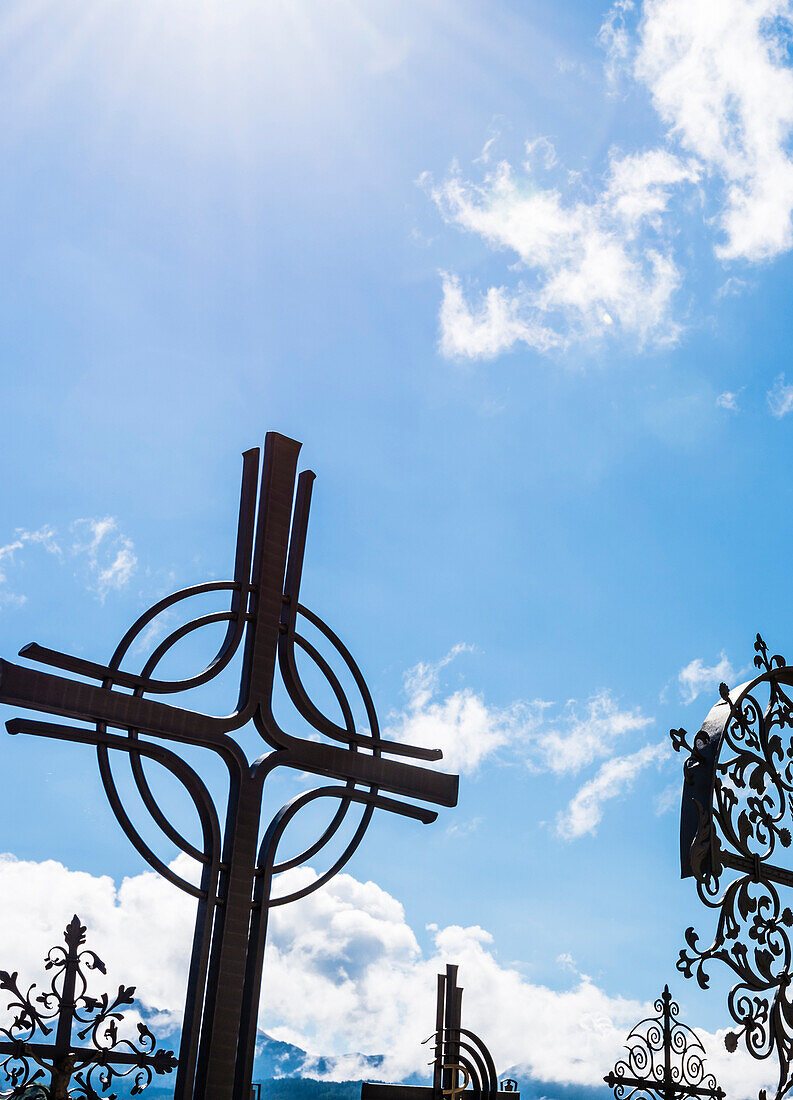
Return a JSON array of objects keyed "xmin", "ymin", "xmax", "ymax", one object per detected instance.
[
  {"xmin": 0, "ymin": 915, "xmax": 176, "ymax": 1098},
  {"xmin": 672, "ymin": 632, "xmax": 793, "ymax": 1100},
  {"xmin": 604, "ymin": 986, "xmax": 723, "ymax": 1100},
  {"xmin": 0, "ymin": 434, "xmax": 459, "ymax": 1100},
  {"xmin": 362, "ymin": 964, "xmax": 517, "ymax": 1100}
]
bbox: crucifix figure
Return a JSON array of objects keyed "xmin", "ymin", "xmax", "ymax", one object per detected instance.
[
  {"xmin": 0, "ymin": 433, "xmax": 459, "ymax": 1100},
  {"xmin": 362, "ymin": 964, "xmax": 518, "ymax": 1100},
  {"xmin": 0, "ymin": 915, "xmax": 177, "ymax": 1098},
  {"xmin": 604, "ymin": 986, "xmax": 725, "ymax": 1100}
]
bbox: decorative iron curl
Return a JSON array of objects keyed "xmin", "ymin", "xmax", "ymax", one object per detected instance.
[
  {"xmin": 605, "ymin": 987, "xmax": 723, "ymax": 1100},
  {"xmin": 0, "ymin": 916, "xmax": 176, "ymax": 1099},
  {"xmin": 672, "ymin": 635, "xmax": 793, "ymax": 1100}
]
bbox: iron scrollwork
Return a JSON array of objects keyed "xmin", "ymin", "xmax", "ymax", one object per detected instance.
[
  {"xmin": 0, "ymin": 915, "xmax": 176, "ymax": 1098},
  {"xmin": 673, "ymin": 633, "xmax": 793, "ymax": 1100},
  {"xmin": 604, "ymin": 986, "xmax": 723, "ymax": 1100}
]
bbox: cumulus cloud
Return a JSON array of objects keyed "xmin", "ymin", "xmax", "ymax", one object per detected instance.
[
  {"xmin": 430, "ymin": 0, "xmax": 793, "ymax": 359},
  {"xmin": 557, "ymin": 742, "xmax": 668, "ymax": 840},
  {"xmin": 429, "ymin": 148, "xmax": 696, "ymax": 357},
  {"xmin": 0, "ymin": 853, "xmax": 767, "ymax": 1097},
  {"xmin": 767, "ymin": 373, "xmax": 793, "ymax": 418},
  {"xmin": 678, "ymin": 652, "xmax": 735, "ymax": 703}
]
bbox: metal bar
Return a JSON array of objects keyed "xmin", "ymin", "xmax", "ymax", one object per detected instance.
[
  {"xmin": 362, "ymin": 1087, "xmax": 435, "ymax": 1100},
  {"xmin": 721, "ymin": 851, "xmax": 793, "ymax": 889},
  {"xmin": 608, "ymin": 1076, "xmax": 721, "ymax": 1098}
]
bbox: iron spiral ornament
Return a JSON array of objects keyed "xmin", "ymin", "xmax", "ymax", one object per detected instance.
[
  {"xmin": 604, "ymin": 986, "xmax": 723, "ymax": 1100},
  {"xmin": 673, "ymin": 633, "xmax": 793, "ymax": 1100}
]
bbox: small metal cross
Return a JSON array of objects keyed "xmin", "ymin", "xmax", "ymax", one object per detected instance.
[
  {"xmin": 604, "ymin": 986, "xmax": 725, "ymax": 1100},
  {"xmin": 0, "ymin": 915, "xmax": 176, "ymax": 1098}
]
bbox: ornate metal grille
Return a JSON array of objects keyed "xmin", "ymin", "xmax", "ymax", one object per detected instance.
[
  {"xmin": 673, "ymin": 633, "xmax": 793, "ymax": 1100},
  {"xmin": 0, "ymin": 433, "xmax": 459, "ymax": 1100},
  {"xmin": 604, "ymin": 986, "xmax": 724, "ymax": 1100},
  {"xmin": 0, "ymin": 915, "xmax": 176, "ymax": 1098}
]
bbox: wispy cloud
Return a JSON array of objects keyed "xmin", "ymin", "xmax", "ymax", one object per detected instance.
[
  {"xmin": 388, "ymin": 645, "xmax": 538, "ymax": 774},
  {"xmin": 654, "ymin": 780, "xmax": 679, "ymax": 816},
  {"xmin": 678, "ymin": 651, "xmax": 735, "ymax": 704},
  {"xmin": 529, "ymin": 690, "xmax": 652, "ymax": 776},
  {"xmin": 71, "ymin": 517, "xmax": 137, "ymax": 601},
  {"xmin": 0, "ymin": 518, "xmax": 136, "ymax": 608},
  {"xmin": 389, "ymin": 648, "xmax": 656, "ymax": 838},
  {"xmin": 767, "ymin": 374, "xmax": 793, "ymax": 418},
  {"xmin": 557, "ymin": 743, "xmax": 667, "ymax": 840},
  {"xmin": 716, "ymin": 391, "xmax": 741, "ymax": 411}
]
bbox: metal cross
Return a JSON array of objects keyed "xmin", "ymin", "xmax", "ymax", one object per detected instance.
[
  {"xmin": 0, "ymin": 433, "xmax": 459, "ymax": 1100},
  {"xmin": 604, "ymin": 986, "xmax": 725, "ymax": 1100},
  {"xmin": 0, "ymin": 914, "xmax": 176, "ymax": 1098},
  {"xmin": 362, "ymin": 965, "xmax": 517, "ymax": 1100}
]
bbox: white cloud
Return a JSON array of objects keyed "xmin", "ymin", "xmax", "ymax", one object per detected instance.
[
  {"xmin": 634, "ymin": 0, "xmax": 793, "ymax": 263},
  {"xmin": 71, "ymin": 517, "xmax": 138, "ymax": 600},
  {"xmin": 529, "ymin": 690, "xmax": 652, "ymax": 776},
  {"xmin": 557, "ymin": 742, "xmax": 667, "ymax": 840},
  {"xmin": 654, "ymin": 780, "xmax": 680, "ymax": 816},
  {"xmin": 716, "ymin": 391, "xmax": 740, "ymax": 411},
  {"xmin": 0, "ymin": 518, "xmax": 136, "ymax": 607},
  {"xmin": 388, "ymin": 645, "xmax": 538, "ymax": 774},
  {"xmin": 716, "ymin": 277, "xmax": 748, "ymax": 299},
  {"xmin": 0, "ymin": 526, "xmax": 61, "ymax": 607},
  {"xmin": 439, "ymin": 273, "xmax": 562, "ymax": 359},
  {"xmin": 767, "ymin": 373, "xmax": 793, "ymax": 418},
  {"xmin": 0, "ymin": 853, "xmax": 768, "ymax": 1098},
  {"xmin": 678, "ymin": 652, "xmax": 735, "ymax": 703},
  {"xmin": 430, "ymin": 148, "xmax": 696, "ymax": 357},
  {"xmin": 389, "ymin": 650, "xmax": 655, "ymax": 835},
  {"xmin": 431, "ymin": 0, "xmax": 793, "ymax": 360},
  {"xmin": 598, "ymin": 0, "xmax": 636, "ymax": 88}
]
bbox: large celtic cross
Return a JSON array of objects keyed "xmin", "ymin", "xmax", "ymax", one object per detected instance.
[{"xmin": 0, "ymin": 433, "xmax": 459, "ymax": 1100}]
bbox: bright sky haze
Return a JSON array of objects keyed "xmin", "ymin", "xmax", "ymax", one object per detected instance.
[{"xmin": 2, "ymin": 0, "xmax": 793, "ymax": 1096}]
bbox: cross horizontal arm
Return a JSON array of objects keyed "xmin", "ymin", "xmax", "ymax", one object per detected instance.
[
  {"xmin": 721, "ymin": 850, "xmax": 793, "ymax": 890},
  {"xmin": 0, "ymin": 659, "xmax": 232, "ymax": 746},
  {"xmin": 280, "ymin": 739, "xmax": 458, "ymax": 807},
  {"xmin": 0, "ymin": 1040, "xmax": 172, "ymax": 1067},
  {"xmin": 604, "ymin": 1075, "xmax": 723, "ymax": 1098}
]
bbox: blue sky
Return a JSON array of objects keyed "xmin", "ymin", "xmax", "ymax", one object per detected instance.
[{"xmin": 2, "ymin": 0, "xmax": 793, "ymax": 1095}]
